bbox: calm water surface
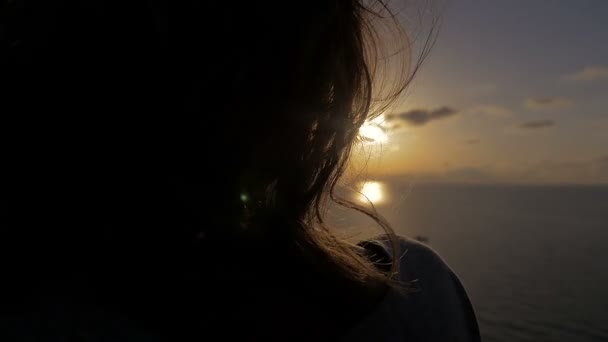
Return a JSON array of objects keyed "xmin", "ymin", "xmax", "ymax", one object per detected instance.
[{"xmin": 336, "ymin": 183, "xmax": 608, "ymax": 342}]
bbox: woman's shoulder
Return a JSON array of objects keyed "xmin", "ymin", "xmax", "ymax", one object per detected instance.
[
  {"xmin": 357, "ymin": 234, "xmax": 462, "ymax": 288},
  {"xmin": 348, "ymin": 235, "xmax": 481, "ymax": 342},
  {"xmin": 365, "ymin": 235, "xmax": 458, "ymax": 281}
]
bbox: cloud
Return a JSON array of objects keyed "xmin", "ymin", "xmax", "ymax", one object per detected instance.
[
  {"xmin": 525, "ymin": 97, "xmax": 574, "ymax": 110},
  {"xmin": 463, "ymin": 139, "xmax": 480, "ymax": 145},
  {"xmin": 563, "ymin": 66, "xmax": 608, "ymax": 81},
  {"xmin": 468, "ymin": 104, "xmax": 512, "ymax": 117},
  {"xmin": 386, "ymin": 107, "xmax": 458, "ymax": 126},
  {"xmin": 519, "ymin": 120, "xmax": 555, "ymax": 129}
]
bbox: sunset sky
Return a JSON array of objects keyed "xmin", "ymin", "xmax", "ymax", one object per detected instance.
[{"xmin": 356, "ymin": 0, "xmax": 608, "ymax": 184}]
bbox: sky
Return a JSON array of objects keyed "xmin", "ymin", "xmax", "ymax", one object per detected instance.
[{"xmin": 355, "ymin": 0, "xmax": 608, "ymax": 184}]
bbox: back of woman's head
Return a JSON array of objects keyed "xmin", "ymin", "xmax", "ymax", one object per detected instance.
[{"xmin": 2, "ymin": 1, "xmax": 424, "ymax": 286}]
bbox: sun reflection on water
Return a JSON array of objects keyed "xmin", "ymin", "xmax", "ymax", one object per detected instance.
[{"xmin": 358, "ymin": 181, "xmax": 387, "ymax": 205}]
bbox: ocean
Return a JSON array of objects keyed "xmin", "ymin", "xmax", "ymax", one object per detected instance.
[{"xmin": 335, "ymin": 182, "xmax": 608, "ymax": 341}]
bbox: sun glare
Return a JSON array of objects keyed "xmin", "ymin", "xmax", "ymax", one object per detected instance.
[
  {"xmin": 358, "ymin": 181, "xmax": 386, "ymax": 204},
  {"xmin": 359, "ymin": 115, "xmax": 389, "ymax": 143}
]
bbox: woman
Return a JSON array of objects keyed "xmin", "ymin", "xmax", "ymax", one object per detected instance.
[{"xmin": 1, "ymin": 1, "xmax": 480, "ymax": 340}]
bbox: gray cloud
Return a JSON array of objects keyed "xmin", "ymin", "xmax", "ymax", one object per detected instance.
[
  {"xmin": 519, "ymin": 120, "xmax": 555, "ymax": 129},
  {"xmin": 463, "ymin": 139, "xmax": 480, "ymax": 145},
  {"xmin": 525, "ymin": 97, "xmax": 573, "ymax": 110},
  {"xmin": 563, "ymin": 66, "xmax": 608, "ymax": 81},
  {"xmin": 386, "ymin": 106, "xmax": 458, "ymax": 126}
]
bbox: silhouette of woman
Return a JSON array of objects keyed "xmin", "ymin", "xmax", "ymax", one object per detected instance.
[{"xmin": 2, "ymin": 1, "xmax": 479, "ymax": 340}]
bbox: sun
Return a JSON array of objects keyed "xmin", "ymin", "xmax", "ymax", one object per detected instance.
[
  {"xmin": 359, "ymin": 125, "xmax": 388, "ymax": 143},
  {"xmin": 358, "ymin": 115, "xmax": 389, "ymax": 144}
]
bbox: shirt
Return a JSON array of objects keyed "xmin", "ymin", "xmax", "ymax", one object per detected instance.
[{"xmin": 343, "ymin": 235, "xmax": 481, "ymax": 342}]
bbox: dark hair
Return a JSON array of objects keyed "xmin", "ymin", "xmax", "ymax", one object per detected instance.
[{"xmin": 2, "ymin": 0, "xmax": 436, "ymax": 302}]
